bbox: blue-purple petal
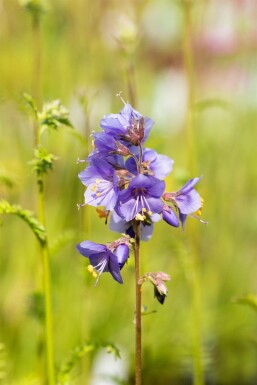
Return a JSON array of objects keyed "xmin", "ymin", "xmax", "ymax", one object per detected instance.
[
  {"xmin": 115, "ymin": 244, "xmax": 129, "ymax": 267},
  {"xmin": 177, "ymin": 177, "xmax": 201, "ymax": 196},
  {"xmin": 76, "ymin": 241, "xmax": 106, "ymax": 257},
  {"xmin": 176, "ymin": 189, "xmax": 201, "ymax": 214},
  {"xmin": 163, "ymin": 207, "xmax": 179, "ymax": 227}
]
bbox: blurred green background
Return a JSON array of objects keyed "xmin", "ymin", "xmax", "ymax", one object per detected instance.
[{"xmin": 0, "ymin": 0, "xmax": 257, "ymax": 384}]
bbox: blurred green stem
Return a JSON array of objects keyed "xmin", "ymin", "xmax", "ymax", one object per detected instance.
[
  {"xmin": 182, "ymin": 1, "xmax": 204, "ymax": 384},
  {"xmin": 32, "ymin": 13, "xmax": 41, "ymax": 146},
  {"xmin": 38, "ymin": 181, "xmax": 55, "ymax": 385},
  {"xmin": 134, "ymin": 220, "xmax": 142, "ymax": 385}
]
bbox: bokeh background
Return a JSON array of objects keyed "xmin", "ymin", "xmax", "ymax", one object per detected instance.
[{"xmin": 0, "ymin": 0, "xmax": 257, "ymax": 384}]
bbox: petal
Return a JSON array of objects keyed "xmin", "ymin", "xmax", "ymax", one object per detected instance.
[
  {"xmin": 176, "ymin": 189, "xmax": 201, "ymax": 214},
  {"xmin": 108, "ymin": 255, "xmax": 123, "ymax": 284},
  {"xmin": 140, "ymin": 222, "xmax": 154, "ymax": 241},
  {"xmin": 76, "ymin": 241, "xmax": 106, "ymax": 257},
  {"xmin": 147, "ymin": 178, "xmax": 166, "ymax": 197},
  {"xmin": 109, "ymin": 211, "xmax": 128, "ymax": 234},
  {"xmin": 89, "ymin": 252, "xmax": 109, "ymax": 272},
  {"xmin": 150, "ymin": 154, "xmax": 174, "ymax": 179},
  {"xmin": 179, "ymin": 213, "xmax": 187, "ymax": 230},
  {"xmin": 163, "ymin": 207, "xmax": 179, "ymax": 227},
  {"xmin": 146, "ymin": 197, "xmax": 164, "ymax": 214},
  {"xmin": 177, "ymin": 177, "xmax": 201, "ymax": 196},
  {"xmin": 84, "ymin": 183, "xmax": 119, "ymax": 210},
  {"xmin": 115, "ymin": 244, "xmax": 129, "ymax": 267}
]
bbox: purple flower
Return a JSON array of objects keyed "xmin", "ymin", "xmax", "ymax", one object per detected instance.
[
  {"xmin": 126, "ymin": 148, "xmax": 173, "ymax": 179},
  {"xmin": 76, "ymin": 240, "xmax": 129, "ymax": 284},
  {"xmin": 78, "ymin": 159, "xmax": 120, "ymax": 210},
  {"xmin": 163, "ymin": 177, "xmax": 202, "ymax": 228},
  {"xmin": 118, "ymin": 174, "xmax": 165, "ymax": 222},
  {"xmin": 100, "ymin": 104, "xmax": 154, "ymax": 145}
]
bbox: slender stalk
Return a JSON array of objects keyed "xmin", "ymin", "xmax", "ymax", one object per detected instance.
[
  {"xmin": 134, "ymin": 220, "xmax": 142, "ymax": 385},
  {"xmin": 182, "ymin": 1, "xmax": 204, "ymax": 384},
  {"xmin": 32, "ymin": 13, "xmax": 41, "ymax": 146},
  {"xmin": 37, "ymin": 180, "xmax": 55, "ymax": 385}
]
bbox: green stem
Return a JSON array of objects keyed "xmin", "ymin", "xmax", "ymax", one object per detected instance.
[
  {"xmin": 134, "ymin": 220, "xmax": 142, "ymax": 385},
  {"xmin": 182, "ymin": 1, "xmax": 204, "ymax": 384},
  {"xmin": 32, "ymin": 13, "xmax": 41, "ymax": 147},
  {"xmin": 38, "ymin": 180, "xmax": 56, "ymax": 385}
]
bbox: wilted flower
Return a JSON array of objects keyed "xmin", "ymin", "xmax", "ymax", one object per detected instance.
[{"xmin": 139, "ymin": 272, "xmax": 171, "ymax": 304}]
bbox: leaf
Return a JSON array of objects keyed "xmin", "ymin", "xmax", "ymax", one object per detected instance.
[
  {"xmin": 233, "ymin": 294, "xmax": 257, "ymax": 313},
  {"xmin": 0, "ymin": 199, "xmax": 46, "ymax": 245}
]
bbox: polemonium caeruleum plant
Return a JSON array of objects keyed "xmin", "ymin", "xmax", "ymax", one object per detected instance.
[{"xmin": 77, "ymin": 100, "xmax": 207, "ymax": 385}]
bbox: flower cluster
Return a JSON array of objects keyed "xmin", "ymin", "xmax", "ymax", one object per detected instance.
[{"xmin": 77, "ymin": 103, "xmax": 206, "ymax": 284}]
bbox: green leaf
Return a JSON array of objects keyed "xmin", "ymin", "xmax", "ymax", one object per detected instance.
[
  {"xmin": 0, "ymin": 199, "xmax": 46, "ymax": 245},
  {"xmin": 233, "ymin": 294, "xmax": 257, "ymax": 313}
]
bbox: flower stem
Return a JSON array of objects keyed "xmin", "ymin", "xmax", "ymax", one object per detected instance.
[
  {"xmin": 38, "ymin": 180, "xmax": 56, "ymax": 385},
  {"xmin": 32, "ymin": 12, "xmax": 41, "ymax": 147},
  {"xmin": 134, "ymin": 219, "xmax": 142, "ymax": 385}
]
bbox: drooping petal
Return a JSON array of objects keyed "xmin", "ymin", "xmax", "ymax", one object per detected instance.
[
  {"xmin": 108, "ymin": 255, "xmax": 123, "ymax": 284},
  {"xmin": 175, "ymin": 189, "xmax": 201, "ymax": 214},
  {"xmin": 76, "ymin": 241, "xmax": 107, "ymax": 257},
  {"xmin": 179, "ymin": 213, "xmax": 187, "ymax": 229}
]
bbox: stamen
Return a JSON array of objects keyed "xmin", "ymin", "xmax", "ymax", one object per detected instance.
[
  {"xmin": 148, "ymin": 211, "xmax": 152, "ymax": 216},
  {"xmin": 135, "ymin": 213, "xmax": 145, "ymax": 221},
  {"xmin": 77, "ymin": 158, "xmax": 86, "ymax": 164},
  {"xmin": 116, "ymin": 91, "xmax": 126, "ymax": 106},
  {"xmin": 77, "ymin": 203, "xmax": 86, "ymax": 210}
]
